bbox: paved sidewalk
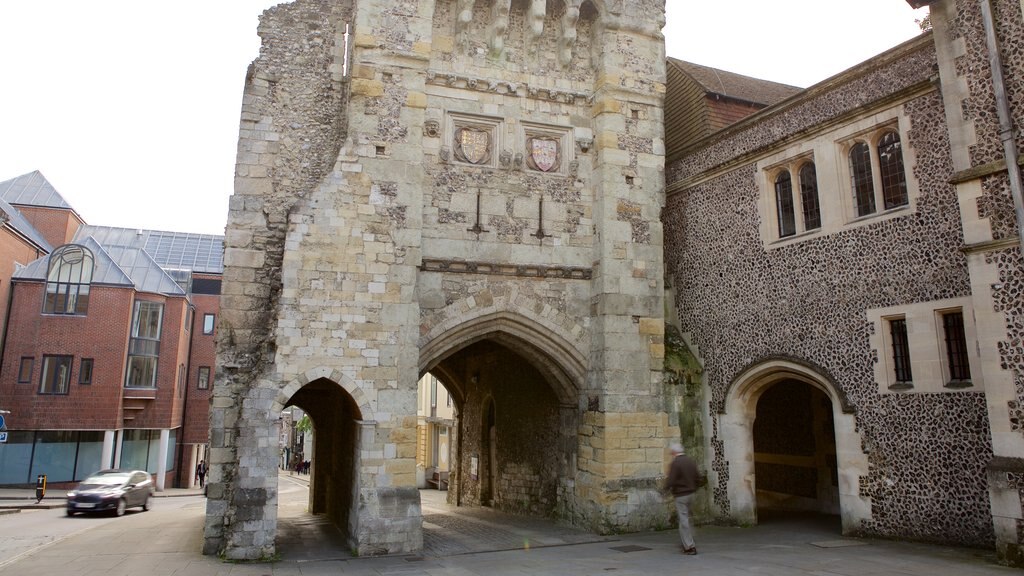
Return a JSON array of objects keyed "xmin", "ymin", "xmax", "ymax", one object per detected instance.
[{"xmin": 0, "ymin": 487, "xmax": 1015, "ymax": 576}]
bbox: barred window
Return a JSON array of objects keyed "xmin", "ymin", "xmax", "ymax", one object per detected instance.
[
  {"xmin": 942, "ymin": 311, "xmax": 972, "ymax": 385},
  {"xmin": 889, "ymin": 318, "xmax": 913, "ymax": 388}
]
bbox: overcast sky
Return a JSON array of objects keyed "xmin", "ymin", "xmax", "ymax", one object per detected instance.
[{"xmin": 0, "ymin": 1, "xmax": 928, "ymax": 236}]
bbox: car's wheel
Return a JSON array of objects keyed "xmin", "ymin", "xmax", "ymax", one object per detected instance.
[
  {"xmin": 114, "ymin": 498, "xmax": 126, "ymax": 517},
  {"xmin": 142, "ymin": 495, "xmax": 151, "ymax": 511},
  {"xmin": 66, "ymin": 509, "xmax": 75, "ymax": 517}
]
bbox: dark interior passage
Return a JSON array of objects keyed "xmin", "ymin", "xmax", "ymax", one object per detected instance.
[
  {"xmin": 753, "ymin": 379, "xmax": 839, "ymax": 518},
  {"xmin": 284, "ymin": 378, "xmax": 362, "ymax": 547},
  {"xmin": 431, "ymin": 339, "xmax": 575, "ymax": 518}
]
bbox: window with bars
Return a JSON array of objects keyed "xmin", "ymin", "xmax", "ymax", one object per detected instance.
[
  {"xmin": 941, "ymin": 311, "xmax": 972, "ymax": 386},
  {"xmin": 848, "ymin": 128, "xmax": 909, "ymax": 219},
  {"xmin": 799, "ymin": 163, "xmax": 821, "ymax": 231},
  {"xmin": 878, "ymin": 131, "xmax": 908, "ymax": 209},
  {"xmin": 888, "ymin": 318, "xmax": 913, "ymax": 389},
  {"xmin": 850, "ymin": 142, "xmax": 876, "ymax": 217}
]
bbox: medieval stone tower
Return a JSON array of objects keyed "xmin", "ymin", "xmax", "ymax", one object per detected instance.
[{"xmin": 204, "ymin": 0, "xmax": 669, "ymax": 559}]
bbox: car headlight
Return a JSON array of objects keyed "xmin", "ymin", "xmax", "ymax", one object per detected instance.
[{"xmin": 66, "ymin": 491, "xmax": 77, "ymax": 498}]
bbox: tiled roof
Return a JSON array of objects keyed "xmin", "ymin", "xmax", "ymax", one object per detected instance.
[
  {"xmin": 74, "ymin": 225, "xmax": 224, "ymax": 274},
  {"xmin": 668, "ymin": 59, "xmax": 802, "ymax": 106},
  {"xmin": 0, "ymin": 196, "xmax": 52, "ymax": 252},
  {"xmin": 0, "ymin": 170, "xmax": 76, "ymax": 210}
]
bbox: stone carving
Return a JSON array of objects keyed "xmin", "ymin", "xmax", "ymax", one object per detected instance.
[
  {"xmin": 560, "ymin": 1, "xmax": 583, "ymax": 67},
  {"xmin": 526, "ymin": 136, "xmax": 561, "ymax": 172},
  {"xmin": 499, "ymin": 149, "xmax": 513, "ymax": 169},
  {"xmin": 576, "ymin": 137, "xmax": 593, "ymax": 153},
  {"xmin": 490, "ymin": 0, "xmax": 512, "ymax": 59},
  {"xmin": 440, "ymin": 146, "xmax": 451, "ymax": 163},
  {"xmin": 454, "ymin": 127, "xmax": 492, "ymax": 165},
  {"xmin": 424, "ymin": 120, "xmax": 440, "ymax": 139},
  {"xmin": 425, "ymin": 72, "xmax": 588, "ymax": 104}
]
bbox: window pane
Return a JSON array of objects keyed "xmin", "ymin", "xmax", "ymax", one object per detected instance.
[
  {"xmin": 75, "ymin": 431, "xmax": 106, "ymax": 479},
  {"xmin": 198, "ymin": 366, "xmax": 211, "ymax": 389},
  {"xmin": 850, "ymin": 142, "xmax": 875, "ymax": 217},
  {"xmin": 889, "ymin": 318, "xmax": 913, "ymax": 386},
  {"xmin": 878, "ymin": 131, "xmax": 908, "ymax": 209},
  {"xmin": 126, "ymin": 356, "xmax": 158, "ymax": 388},
  {"xmin": 943, "ymin": 312, "xmax": 972, "ymax": 383},
  {"xmin": 40, "ymin": 356, "xmax": 72, "ymax": 394},
  {"xmin": 0, "ymin": 431, "xmax": 35, "ymax": 484},
  {"xmin": 799, "ymin": 163, "xmax": 821, "ymax": 230},
  {"xmin": 30, "ymin": 431, "xmax": 78, "ymax": 483},
  {"xmin": 775, "ymin": 170, "xmax": 796, "ymax": 237},
  {"xmin": 203, "ymin": 314, "xmax": 215, "ymax": 335},
  {"xmin": 43, "ymin": 245, "xmax": 93, "ymax": 315},
  {"xmin": 18, "ymin": 357, "xmax": 33, "ymax": 383},
  {"xmin": 121, "ymin": 430, "xmax": 150, "ymax": 471},
  {"xmin": 79, "ymin": 358, "xmax": 94, "ymax": 384}
]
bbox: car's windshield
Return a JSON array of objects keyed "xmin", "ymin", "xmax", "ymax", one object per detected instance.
[{"xmin": 79, "ymin": 473, "xmax": 130, "ymax": 487}]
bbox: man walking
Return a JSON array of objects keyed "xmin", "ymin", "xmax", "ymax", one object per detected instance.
[{"xmin": 664, "ymin": 443, "xmax": 699, "ymax": 555}]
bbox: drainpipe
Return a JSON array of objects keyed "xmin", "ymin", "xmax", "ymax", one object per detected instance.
[{"xmin": 979, "ymin": 0, "xmax": 1024, "ymax": 250}]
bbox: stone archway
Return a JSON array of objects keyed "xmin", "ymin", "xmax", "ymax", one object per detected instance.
[
  {"xmin": 720, "ymin": 358, "xmax": 871, "ymax": 534},
  {"xmin": 419, "ymin": 313, "xmax": 585, "ymax": 520}
]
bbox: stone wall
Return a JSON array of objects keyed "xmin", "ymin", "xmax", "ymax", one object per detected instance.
[{"xmin": 664, "ymin": 34, "xmax": 996, "ymax": 546}]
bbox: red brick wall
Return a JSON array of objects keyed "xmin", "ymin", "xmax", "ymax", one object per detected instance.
[
  {"xmin": 0, "ymin": 227, "xmax": 48, "ymax": 345},
  {"xmin": 13, "ymin": 206, "xmax": 83, "ymax": 248},
  {"xmin": 0, "ymin": 282, "xmax": 133, "ymax": 430},
  {"xmin": 183, "ymin": 286, "xmax": 218, "ymax": 445}
]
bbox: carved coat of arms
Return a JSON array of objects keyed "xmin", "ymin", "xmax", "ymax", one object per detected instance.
[
  {"xmin": 526, "ymin": 136, "xmax": 560, "ymax": 172},
  {"xmin": 454, "ymin": 127, "xmax": 492, "ymax": 165}
]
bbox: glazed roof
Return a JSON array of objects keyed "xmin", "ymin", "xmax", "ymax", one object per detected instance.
[
  {"xmin": 0, "ymin": 170, "xmax": 77, "ymax": 211},
  {"xmin": 74, "ymin": 225, "xmax": 224, "ymax": 274}
]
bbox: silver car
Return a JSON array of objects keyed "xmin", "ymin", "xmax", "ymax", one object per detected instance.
[{"xmin": 66, "ymin": 469, "xmax": 154, "ymax": 516}]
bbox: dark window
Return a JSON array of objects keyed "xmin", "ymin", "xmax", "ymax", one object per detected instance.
[
  {"xmin": 197, "ymin": 366, "xmax": 211, "ymax": 390},
  {"xmin": 43, "ymin": 245, "xmax": 93, "ymax": 315},
  {"xmin": 79, "ymin": 358, "xmax": 93, "ymax": 385},
  {"xmin": 850, "ymin": 142, "xmax": 876, "ymax": 217},
  {"xmin": 942, "ymin": 311, "xmax": 972, "ymax": 385},
  {"xmin": 878, "ymin": 131, "xmax": 908, "ymax": 209},
  {"xmin": 40, "ymin": 355, "xmax": 73, "ymax": 395},
  {"xmin": 178, "ymin": 363, "xmax": 185, "ymax": 397},
  {"xmin": 799, "ymin": 163, "xmax": 821, "ymax": 231},
  {"xmin": 18, "ymin": 357, "xmax": 34, "ymax": 383},
  {"xmin": 203, "ymin": 313, "xmax": 215, "ymax": 335},
  {"xmin": 192, "ymin": 278, "xmax": 222, "ymax": 295},
  {"xmin": 774, "ymin": 170, "xmax": 796, "ymax": 237},
  {"xmin": 889, "ymin": 318, "xmax": 913, "ymax": 388},
  {"xmin": 126, "ymin": 301, "xmax": 163, "ymax": 388}
]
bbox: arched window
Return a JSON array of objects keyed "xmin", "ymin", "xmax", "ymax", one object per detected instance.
[
  {"xmin": 43, "ymin": 245, "xmax": 94, "ymax": 315},
  {"xmin": 798, "ymin": 162, "xmax": 821, "ymax": 231},
  {"xmin": 774, "ymin": 170, "xmax": 796, "ymax": 237},
  {"xmin": 878, "ymin": 131, "xmax": 908, "ymax": 209},
  {"xmin": 850, "ymin": 142, "xmax": 875, "ymax": 217}
]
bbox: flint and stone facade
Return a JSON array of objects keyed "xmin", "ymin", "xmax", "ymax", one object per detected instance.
[{"xmin": 206, "ymin": 0, "xmax": 1024, "ymax": 566}]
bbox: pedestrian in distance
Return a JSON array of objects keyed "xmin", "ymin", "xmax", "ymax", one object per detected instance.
[
  {"xmin": 663, "ymin": 443, "xmax": 700, "ymax": 555},
  {"xmin": 196, "ymin": 459, "xmax": 208, "ymax": 488}
]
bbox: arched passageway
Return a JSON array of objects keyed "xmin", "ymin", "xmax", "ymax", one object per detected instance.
[
  {"xmin": 279, "ymin": 378, "xmax": 363, "ymax": 550},
  {"xmin": 753, "ymin": 379, "xmax": 839, "ymax": 517},
  {"xmin": 425, "ymin": 336, "xmax": 579, "ymax": 519},
  {"xmin": 721, "ymin": 359, "xmax": 870, "ymax": 534}
]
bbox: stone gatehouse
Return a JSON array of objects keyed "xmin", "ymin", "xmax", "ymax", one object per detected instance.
[
  {"xmin": 205, "ymin": 0, "xmax": 1024, "ymax": 566},
  {"xmin": 205, "ymin": 0, "xmax": 671, "ymax": 559}
]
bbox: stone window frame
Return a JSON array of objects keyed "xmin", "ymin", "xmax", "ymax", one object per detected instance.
[
  {"xmin": 840, "ymin": 123, "xmax": 911, "ymax": 220},
  {"xmin": 446, "ymin": 111, "xmax": 503, "ymax": 170},
  {"xmin": 520, "ymin": 121, "xmax": 574, "ymax": 177},
  {"xmin": 868, "ymin": 297, "xmax": 984, "ymax": 395},
  {"xmin": 763, "ymin": 153, "xmax": 819, "ymax": 241},
  {"xmin": 757, "ymin": 106, "xmax": 920, "ymax": 249}
]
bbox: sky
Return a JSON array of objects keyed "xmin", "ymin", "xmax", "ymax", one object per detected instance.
[{"xmin": 0, "ymin": 1, "xmax": 928, "ymax": 236}]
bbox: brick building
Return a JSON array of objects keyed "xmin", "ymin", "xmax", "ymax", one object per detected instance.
[{"xmin": 0, "ymin": 172, "xmax": 222, "ymax": 490}]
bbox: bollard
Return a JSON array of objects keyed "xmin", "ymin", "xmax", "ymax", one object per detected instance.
[{"xmin": 35, "ymin": 474, "xmax": 46, "ymax": 503}]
